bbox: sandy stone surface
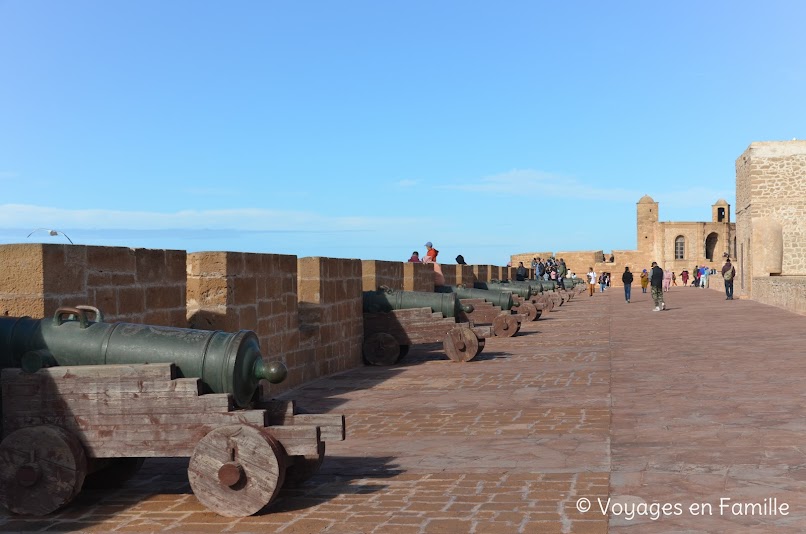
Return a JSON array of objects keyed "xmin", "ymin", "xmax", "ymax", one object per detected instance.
[{"xmin": 2, "ymin": 285, "xmax": 805, "ymax": 532}]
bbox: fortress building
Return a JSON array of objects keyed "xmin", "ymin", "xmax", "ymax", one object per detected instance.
[{"xmin": 512, "ymin": 196, "xmax": 735, "ymax": 287}]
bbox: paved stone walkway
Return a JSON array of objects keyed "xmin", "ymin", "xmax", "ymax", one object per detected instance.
[{"xmin": 2, "ymin": 285, "xmax": 805, "ymax": 533}]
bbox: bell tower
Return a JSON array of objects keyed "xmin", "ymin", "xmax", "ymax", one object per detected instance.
[{"xmin": 712, "ymin": 199, "xmax": 730, "ymax": 223}]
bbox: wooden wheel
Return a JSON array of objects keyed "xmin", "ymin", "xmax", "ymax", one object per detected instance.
[
  {"xmin": 283, "ymin": 442, "xmax": 325, "ymax": 488},
  {"xmin": 493, "ymin": 314, "xmax": 520, "ymax": 338},
  {"xmin": 83, "ymin": 458, "xmax": 145, "ymax": 490},
  {"xmin": 443, "ymin": 327, "xmax": 481, "ymax": 362},
  {"xmin": 514, "ymin": 301, "xmax": 538, "ymax": 321},
  {"xmin": 188, "ymin": 424, "xmax": 287, "ymax": 517},
  {"xmin": 362, "ymin": 333, "xmax": 401, "ymax": 366},
  {"xmin": 0, "ymin": 425, "xmax": 87, "ymax": 516},
  {"xmin": 540, "ymin": 296, "xmax": 554, "ymax": 312}
]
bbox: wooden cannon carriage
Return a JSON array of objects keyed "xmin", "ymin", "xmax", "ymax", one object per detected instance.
[
  {"xmin": 0, "ymin": 308, "xmax": 345, "ymax": 518},
  {"xmin": 362, "ymin": 289, "xmax": 493, "ymax": 366}
]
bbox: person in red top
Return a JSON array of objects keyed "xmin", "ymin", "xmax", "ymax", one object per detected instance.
[
  {"xmin": 423, "ymin": 241, "xmax": 438, "ymax": 263},
  {"xmin": 408, "ymin": 251, "xmax": 421, "ymax": 262}
]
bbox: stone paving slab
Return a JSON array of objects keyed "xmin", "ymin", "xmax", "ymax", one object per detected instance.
[{"xmin": 2, "ymin": 286, "xmax": 806, "ymax": 532}]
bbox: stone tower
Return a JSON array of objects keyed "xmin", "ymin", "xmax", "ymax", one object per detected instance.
[
  {"xmin": 712, "ymin": 199, "xmax": 730, "ymax": 223},
  {"xmin": 636, "ymin": 194, "xmax": 659, "ymax": 254}
]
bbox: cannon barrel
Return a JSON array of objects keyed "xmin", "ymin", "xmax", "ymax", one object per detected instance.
[
  {"xmin": 363, "ymin": 290, "xmax": 472, "ymax": 318},
  {"xmin": 436, "ymin": 286, "xmax": 514, "ymax": 311},
  {"xmin": 474, "ymin": 281, "xmax": 533, "ymax": 299},
  {"xmin": 0, "ymin": 306, "xmax": 287, "ymax": 408}
]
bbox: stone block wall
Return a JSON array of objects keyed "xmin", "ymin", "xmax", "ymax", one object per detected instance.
[
  {"xmin": 750, "ymin": 276, "xmax": 806, "ymax": 315},
  {"xmin": 404, "ymin": 262, "xmax": 434, "ymax": 292},
  {"xmin": 0, "ymin": 244, "xmax": 186, "ymax": 326},
  {"xmin": 186, "ymin": 252, "xmax": 301, "ymax": 396},
  {"xmin": 456, "ymin": 265, "xmax": 475, "ymax": 286},
  {"xmin": 437, "ymin": 264, "xmax": 457, "ymax": 287},
  {"xmin": 736, "ymin": 141, "xmax": 806, "ymax": 299},
  {"xmin": 509, "ymin": 251, "xmax": 554, "ymax": 267},
  {"xmin": 362, "ymin": 260, "xmax": 404, "ymax": 291},
  {"xmin": 472, "ymin": 265, "xmax": 489, "ymax": 283},
  {"xmin": 297, "ymin": 257, "xmax": 363, "ymax": 382}
]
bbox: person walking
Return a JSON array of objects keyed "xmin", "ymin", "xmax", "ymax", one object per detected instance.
[
  {"xmin": 650, "ymin": 261, "xmax": 665, "ymax": 311},
  {"xmin": 586, "ymin": 267, "xmax": 596, "ymax": 297},
  {"xmin": 640, "ymin": 269, "xmax": 649, "ymax": 293},
  {"xmin": 700, "ymin": 265, "xmax": 708, "ymax": 288},
  {"xmin": 681, "ymin": 270, "xmax": 689, "ymax": 286},
  {"xmin": 672, "ymin": 272, "xmax": 677, "ymax": 286},
  {"xmin": 663, "ymin": 269, "xmax": 672, "ymax": 292},
  {"xmin": 721, "ymin": 258, "xmax": 736, "ymax": 300},
  {"xmin": 622, "ymin": 266, "xmax": 633, "ymax": 303},
  {"xmin": 599, "ymin": 273, "xmax": 606, "ymax": 292}
]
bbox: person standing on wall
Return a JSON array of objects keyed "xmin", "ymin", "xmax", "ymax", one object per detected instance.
[
  {"xmin": 721, "ymin": 258, "xmax": 736, "ymax": 300},
  {"xmin": 587, "ymin": 267, "xmax": 597, "ymax": 297},
  {"xmin": 423, "ymin": 242, "xmax": 438, "ymax": 263},
  {"xmin": 650, "ymin": 261, "xmax": 666, "ymax": 311},
  {"xmin": 622, "ymin": 266, "xmax": 634, "ymax": 303}
]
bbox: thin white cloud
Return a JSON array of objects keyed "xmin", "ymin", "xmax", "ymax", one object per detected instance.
[
  {"xmin": 0, "ymin": 204, "xmax": 419, "ymax": 232},
  {"xmin": 439, "ymin": 169, "xmax": 639, "ymax": 201},
  {"xmin": 396, "ymin": 179, "xmax": 419, "ymax": 187}
]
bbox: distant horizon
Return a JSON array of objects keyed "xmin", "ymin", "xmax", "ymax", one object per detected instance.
[{"xmin": 1, "ymin": 192, "xmax": 736, "ymax": 263}]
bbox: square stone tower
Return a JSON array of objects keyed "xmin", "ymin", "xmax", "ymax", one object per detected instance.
[
  {"xmin": 637, "ymin": 194, "xmax": 659, "ymax": 256},
  {"xmin": 735, "ymin": 141, "xmax": 806, "ymax": 296}
]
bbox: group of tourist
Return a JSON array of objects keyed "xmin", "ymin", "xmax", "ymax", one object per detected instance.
[
  {"xmin": 408, "ymin": 242, "xmax": 468, "ymax": 266},
  {"xmin": 530, "ymin": 257, "xmax": 569, "ymax": 284},
  {"xmin": 610, "ymin": 257, "xmax": 738, "ymax": 310}
]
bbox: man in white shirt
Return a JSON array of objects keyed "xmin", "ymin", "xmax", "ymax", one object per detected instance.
[{"xmin": 586, "ymin": 267, "xmax": 597, "ymax": 297}]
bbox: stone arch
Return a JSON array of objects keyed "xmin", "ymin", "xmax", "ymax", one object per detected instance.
[
  {"xmin": 705, "ymin": 232, "xmax": 719, "ymax": 261},
  {"xmin": 674, "ymin": 235, "xmax": 685, "ymax": 260}
]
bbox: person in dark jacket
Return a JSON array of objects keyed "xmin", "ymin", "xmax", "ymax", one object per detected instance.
[
  {"xmin": 721, "ymin": 258, "xmax": 736, "ymax": 300},
  {"xmin": 650, "ymin": 261, "xmax": 665, "ymax": 311},
  {"xmin": 515, "ymin": 262, "xmax": 527, "ymax": 281},
  {"xmin": 621, "ymin": 266, "xmax": 634, "ymax": 303}
]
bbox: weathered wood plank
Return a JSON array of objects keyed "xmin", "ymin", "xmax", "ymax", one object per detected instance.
[
  {"xmin": 291, "ymin": 414, "xmax": 346, "ymax": 441},
  {"xmin": 1, "ymin": 364, "xmax": 176, "ymax": 383},
  {"xmin": 2, "ymin": 378, "xmax": 202, "ymax": 398},
  {"xmin": 4, "ymin": 411, "xmax": 268, "ymax": 432},
  {"xmin": 3, "ymin": 393, "xmax": 235, "ymax": 416}
]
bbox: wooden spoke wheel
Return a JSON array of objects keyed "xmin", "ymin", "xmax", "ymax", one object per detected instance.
[
  {"xmin": 540, "ymin": 296, "xmax": 554, "ymax": 312},
  {"xmin": 83, "ymin": 458, "xmax": 145, "ymax": 490},
  {"xmin": 443, "ymin": 327, "xmax": 481, "ymax": 362},
  {"xmin": 188, "ymin": 424, "xmax": 287, "ymax": 517},
  {"xmin": 362, "ymin": 333, "xmax": 401, "ymax": 366},
  {"xmin": 0, "ymin": 425, "xmax": 87, "ymax": 516},
  {"xmin": 493, "ymin": 314, "xmax": 520, "ymax": 338},
  {"xmin": 282, "ymin": 442, "xmax": 325, "ymax": 488}
]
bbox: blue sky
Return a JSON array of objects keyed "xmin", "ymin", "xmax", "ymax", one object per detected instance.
[{"xmin": 2, "ymin": 1, "xmax": 804, "ymax": 264}]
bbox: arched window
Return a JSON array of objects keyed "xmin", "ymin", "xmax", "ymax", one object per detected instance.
[
  {"xmin": 705, "ymin": 232, "xmax": 719, "ymax": 261},
  {"xmin": 675, "ymin": 236, "xmax": 685, "ymax": 260}
]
